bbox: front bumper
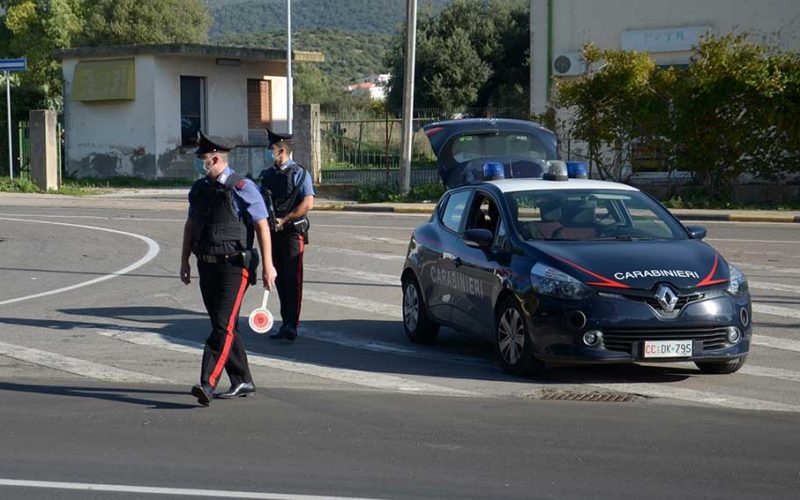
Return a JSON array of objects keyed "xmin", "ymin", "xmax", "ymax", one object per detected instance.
[{"xmin": 528, "ymin": 290, "xmax": 752, "ymax": 364}]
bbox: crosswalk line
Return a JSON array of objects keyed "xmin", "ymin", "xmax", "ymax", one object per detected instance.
[
  {"xmin": 751, "ymin": 335, "xmax": 800, "ymax": 353},
  {"xmin": 0, "ymin": 340, "xmax": 167, "ymax": 383},
  {"xmin": 309, "ymin": 246, "xmax": 405, "ymax": 262},
  {"xmin": 752, "ymin": 303, "xmax": 800, "ymax": 320},
  {"xmin": 96, "ymin": 329, "xmax": 480, "ymax": 398},
  {"xmin": 749, "ymin": 281, "xmax": 800, "ymax": 294},
  {"xmin": 590, "ymin": 382, "xmax": 800, "ymax": 412},
  {"xmin": 304, "ymin": 290, "xmax": 401, "ymax": 318},
  {"xmin": 304, "ymin": 265, "xmax": 398, "ymax": 286}
]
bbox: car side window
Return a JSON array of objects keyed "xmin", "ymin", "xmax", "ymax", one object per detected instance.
[{"xmin": 440, "ymin": 191, "xmax": 471, "ymax": 233}]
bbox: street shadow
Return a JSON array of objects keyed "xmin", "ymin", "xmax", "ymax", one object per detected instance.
[
  {"xmin": 1, "ymin": 306, "xmax": 692, "ymax": 388},
  {"xmin": 0, "ymin": 382, "xmax": 197, "ymax": 409}
]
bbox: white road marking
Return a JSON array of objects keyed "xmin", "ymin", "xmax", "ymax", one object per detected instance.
[
  {"xmin": 0, "ymin": 479, "xmax": 388, "ymax": 500},
  {"xmin": 309, "ymin": 246, "xmax": 405, "ymax": 262},
  {"xmin": 749, "ymin": 281, "xmax": 800, "ymax": 294},
  {"xmin": 0, "ymin": 212, "xmax": 185, "ymax": 223},
  {"xmin": 739, "ymin": 365, "xmax": 800, "ymax": 383},
  {"xmin": 96, "ymin": 329, "xmax": 479, "ymax": 397},
  {"xmin": 752, "ymin": 335, "xmax": 800, "ymax": 353},
  {"xmin": 0, "ymin": 217, "xmax": 160, "ymax": 306},
  {"xmin": 733, "ymin": 262, "xmax": 800, "ymax": 275},
  {"xmin": 304, "ymin": 290, "xmax": 401, "ymax": 318},
  {"xmin": 0, "ymin": 340, "xmax": 167, "ymax": 383},
  {"xmin": 304, "ymin": 265, "xmax": 399, "ymax": 286},
  {"xmin": 353, "ymin": 235, "xmax": 411, "ymax": 245},
  {"xmin": 752, "ymin": 303, "xmax": 800, "ymax": 320},
  {"xmin": 708, "ymin": 238, "xmax": 798, "ymax": 244},
  {"xmin": 591, "ymin": 382, "xmax": 800, "ymax": 412}
]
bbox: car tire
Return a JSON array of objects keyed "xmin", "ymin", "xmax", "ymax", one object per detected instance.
[
  {"xmin": 695, "ymin": 356, "xmax": 747, "ymax": 374},
  {"xmin": 494, "ymin": 296, "xmax": 546, "ymax": 376},
  {"xmin": 402, "ymin": 275, "xmax": 439, "ymax": 344}
]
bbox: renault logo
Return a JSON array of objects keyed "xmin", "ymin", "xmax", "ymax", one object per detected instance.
[{"xmin": 655, "ymin": 285, "xmax": 680, "ymax": 313}]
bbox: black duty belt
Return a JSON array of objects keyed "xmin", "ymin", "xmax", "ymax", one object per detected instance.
[{"xmin": 197, "ymin": 253, "xmax": 242, "ymax": 264}]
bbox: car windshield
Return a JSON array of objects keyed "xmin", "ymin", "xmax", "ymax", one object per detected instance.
[
  {"xmin": 505, "ymin": 189, "xmax": 688, "ymax": 241},
  {"xmin": 450, "ymin": 133, "xmax": 548, "ymax": 164}
]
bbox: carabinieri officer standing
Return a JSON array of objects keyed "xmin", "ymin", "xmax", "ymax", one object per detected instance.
[
  {"xmin": 258, "ymin": 128, "xmax": 315, "ymax": 342},
  {"xmin": 180, "ymin": 131, "xmax": 277, "ymax": 406}
]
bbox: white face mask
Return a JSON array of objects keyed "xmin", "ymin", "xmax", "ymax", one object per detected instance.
[{"xmin": 194, "ymin": 156, "xmax": 211, "ymax": 176}]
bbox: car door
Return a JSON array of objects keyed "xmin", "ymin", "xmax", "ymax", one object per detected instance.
[
  {"xmin": 449, "ymin": 191, "xmax": 508, "ymax": 338},
  {"xmin": 425, "ymin": 189, "xmax": 474, "ymax": 324}
]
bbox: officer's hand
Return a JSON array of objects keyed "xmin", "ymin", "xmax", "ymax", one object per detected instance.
[
  {"xmin": 180, "ymin": 261, "xmax": 191, "ymax": 285},
  {"xmin": 263, "ymin": 265, "xmax": 277, "ymax": 290},
  {"xmin": 275, "ymin": 217, "xmax": 286, "ymax": 231}
]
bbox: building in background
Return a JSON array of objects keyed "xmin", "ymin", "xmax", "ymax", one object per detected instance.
[
  {"xmin": 346, "ymin": 74, "xmax": 391, "ymax": 101},
  {"xmin": 530, "ymin": 0, "xmax": 800, "ymax": 114},
  {"xmin": 55, "ymin": 44, "xmax": 322, "ymax": 178}
]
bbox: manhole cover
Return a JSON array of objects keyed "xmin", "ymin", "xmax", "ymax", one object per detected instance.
[{"xmin": 535, "ymin": 389, "xmax": 642, "ymax": 403}]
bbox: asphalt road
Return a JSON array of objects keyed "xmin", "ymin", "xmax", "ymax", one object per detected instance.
[{"xmin": 0, "ymin": 197, "xmax": 799, "ymax": 499}]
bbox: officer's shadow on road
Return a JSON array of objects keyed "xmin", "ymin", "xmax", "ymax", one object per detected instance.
[
  {"xmin": 0, "ymin": 382, "xmax": 197, "ymax": 410},
  {"xmin": 3, "ymin": 306, "xmax": 691, "ymax": 387}
]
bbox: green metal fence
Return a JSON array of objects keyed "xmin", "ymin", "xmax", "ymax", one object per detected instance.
[
  {"xmin": 16, "ymin": 120, "xmax": 63, "ymax": 183},
  {"xmin": 319, "ymin": 107, "xmax": 530, "ymax": 185}
]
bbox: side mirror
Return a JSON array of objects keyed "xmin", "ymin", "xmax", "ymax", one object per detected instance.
[
  {"xmin": 686, "ymin": 225, "xmax": 707, "ymax": 240},
  {"xmin": 464, "ymin": 228, "xmax": 494, "ymax": 249}
]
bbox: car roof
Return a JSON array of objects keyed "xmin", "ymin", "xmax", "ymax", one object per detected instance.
[{"xmin": 481, "ymin": 178, "xmax": 640, "ymax": 193}]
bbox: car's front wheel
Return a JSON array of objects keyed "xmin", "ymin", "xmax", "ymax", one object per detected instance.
[
  {"xmin": 495, "ymin": 296, "xmax": 546, "ymax": 376},
  {"xmin": 402, "ymin": 275, "xmax": 439, "ymax": 344},
  {"xmin": 695, "ymin": 356, "xmax": 747, "ymax": 374}
]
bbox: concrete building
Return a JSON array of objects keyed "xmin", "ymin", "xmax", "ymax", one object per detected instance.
[
  {"xmin": 55, "ymin": 44, "xmax": 322, "ymax": 178},
  {"xmin": 530, "ymin": 0, "xmax": 800, "ymax": 114}
]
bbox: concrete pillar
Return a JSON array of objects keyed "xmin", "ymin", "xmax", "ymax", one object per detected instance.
[
  {"xmin": 292, "ymin": 103, "xmax": 322, "ymax": 184},
  {"xmin": 29, "ymin": 110, "xmax": 59, "ymax": 191},
  {"xmin": 530, "ymin": 0, "xmax": 550, "ymax": 116}
]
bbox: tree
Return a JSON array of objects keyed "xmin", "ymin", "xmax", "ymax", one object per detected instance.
[
  {"xmin": 385, "ymin": 0, "xmax": 529, "ymax": 113},
  {"xmin": 1, "ymin": 0, "xmax": 211, "ymax": 102},
  {"xmin": 79, "ymin": 0, "xmax": 211, "ymax": 46}
]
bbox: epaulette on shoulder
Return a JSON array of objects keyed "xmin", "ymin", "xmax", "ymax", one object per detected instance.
[{"xmin": 235, "ymin": 179, "xmax": 247, "ymax": 190}]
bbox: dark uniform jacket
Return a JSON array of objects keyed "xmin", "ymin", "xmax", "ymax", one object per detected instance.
[{"xmin": 189, "ymin": 173, "xmax": 254, "ymax": 256}]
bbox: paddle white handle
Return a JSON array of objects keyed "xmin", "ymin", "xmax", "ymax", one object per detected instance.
[{"xmin": 261, "ymin": 290, "xmax": 269, "ymax": 310}]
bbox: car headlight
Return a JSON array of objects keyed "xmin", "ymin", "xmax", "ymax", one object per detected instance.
[
  {"xmin": 726, "ymin": 265, "xmax": 749, "ymax": 297},
  {"xmin": 531, "ymin": 263, "xmax": 594, "ymax": 300}
]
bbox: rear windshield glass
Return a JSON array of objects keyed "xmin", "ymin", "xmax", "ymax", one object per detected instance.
[
  {"xmin": 451, "ymin": 133, "xmax": 548, "ymax": 164},
  {"xmin": 505, "ymin": 189, "xmax": 688, "ymax": 241}
]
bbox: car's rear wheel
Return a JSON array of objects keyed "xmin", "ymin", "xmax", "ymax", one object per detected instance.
[
  {"xmin": 402, "ymin": 275, "xmax": 439, "ymax": 344},
  {"xmin": 695, "ymin": 356, "xmax": 747, "ymax": 374},
  {"xmin": 495, "ymin": 296, "xmax": 546, "ymax": 376}
]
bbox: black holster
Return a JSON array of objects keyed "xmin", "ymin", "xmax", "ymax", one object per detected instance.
[
  {"xmin": 292, "ymin": 217, "xmax": 310, "ymax": 244},
  {"xmin": 242, "ymin": 248, "xmax": 260, "ymax": 285}
]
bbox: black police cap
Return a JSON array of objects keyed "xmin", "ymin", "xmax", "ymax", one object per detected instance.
[
  {"xmin": 266, "ymin": 128, "xmax": 293, "ymax": 147},
  {"xmin": 196, "ymin": 130, "xmax": 234, "ymax": 156}
]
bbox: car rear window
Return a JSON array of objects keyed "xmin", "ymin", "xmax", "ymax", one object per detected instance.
[{"xmin": 451, "ymin": 133, "xmax": 548, "ymax": 164}]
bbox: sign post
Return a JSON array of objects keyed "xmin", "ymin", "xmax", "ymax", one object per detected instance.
[{"xmin": 0, "ymin": 58, "xmax": 28, "ymax": 180}]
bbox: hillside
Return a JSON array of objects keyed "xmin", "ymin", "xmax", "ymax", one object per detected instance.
[
  {"xmin": 215, "ymin": 29, "xmax": 394, "ymax": 86},
  {"xmin": 208, "ymin": 0, "xmax": 450, "ymax": 37}
]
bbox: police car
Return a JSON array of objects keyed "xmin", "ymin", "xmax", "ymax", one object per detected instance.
[{"xmin": 400, "ymin": 119, "xmax": 751, "ymax": 376}]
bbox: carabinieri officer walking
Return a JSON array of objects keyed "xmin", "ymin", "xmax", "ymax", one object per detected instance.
[
  {"xmin": 180, "ymin": 131, "xmax": 277, "ymax": 406},
  {"xmin": 258, "ymin": 129, "xmax": 315, "ymax": 341}
]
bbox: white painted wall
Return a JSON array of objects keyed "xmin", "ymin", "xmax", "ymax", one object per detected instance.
[
  {"xmin": 63, "ymin": 53, "xmax": 288, "ymax": 178},
  {"xmin": 531, "ymin": 0, "xmax": 800, "ymax": 112},
  {"xmin": 62, "ymin": 55, "xmax": 158, "ymax": 178}
]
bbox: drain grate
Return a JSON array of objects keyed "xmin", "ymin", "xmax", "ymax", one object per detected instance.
[{"xmin": 535, "ymin": 389, "xmax": 641, "ymax": 403}]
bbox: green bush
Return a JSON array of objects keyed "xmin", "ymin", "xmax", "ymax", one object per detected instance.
[
  {"xmin": 356, "ymin": 182, "xmax": 401, "ymax": 203},
  {"xmin": 0, "ymin": 177, "xmax": 40, "ymax": 193},
  {"xmin": 557, "ymin": 32, "xmax": 800, "ymax": 202}
]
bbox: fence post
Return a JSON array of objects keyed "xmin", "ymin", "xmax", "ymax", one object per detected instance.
[
  {"xmin": 29, "ymin": 110, "xmax": 59, "ymax": 191},
  {"xmin": 293, "ymin": 103, "xmax": 321, "ymax": 184}
]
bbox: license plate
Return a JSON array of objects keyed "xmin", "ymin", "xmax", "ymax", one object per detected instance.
[{"xmin": 643, "ymin": 340, "xmax": 693, "ymax": 358}]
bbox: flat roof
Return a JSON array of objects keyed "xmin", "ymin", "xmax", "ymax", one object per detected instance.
[{"xmin": 53, "ymin": 43, "xmax": 324, "ymax": 63}]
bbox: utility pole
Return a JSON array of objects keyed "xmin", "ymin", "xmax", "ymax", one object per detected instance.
[
  {"xmin": 399, "ymin": 0, "xmax": 417, "ymax": 196},
  {"xmin": 287, "ymin": 0, "xmax": 293, "ymax": 135}
]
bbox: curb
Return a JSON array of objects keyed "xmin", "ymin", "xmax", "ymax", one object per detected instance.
[{"xmin": 314, "ymin": 203, "xmax": 800, "ymax": 223}]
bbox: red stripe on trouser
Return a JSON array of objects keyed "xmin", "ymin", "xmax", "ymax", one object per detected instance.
[
  {"xmin": 209, "ymin": 268, "xmax": 249, "ymax": 387},
  {"xmin": 296, "ymin": 235, "xmax": 304, "ymax": 323}
]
